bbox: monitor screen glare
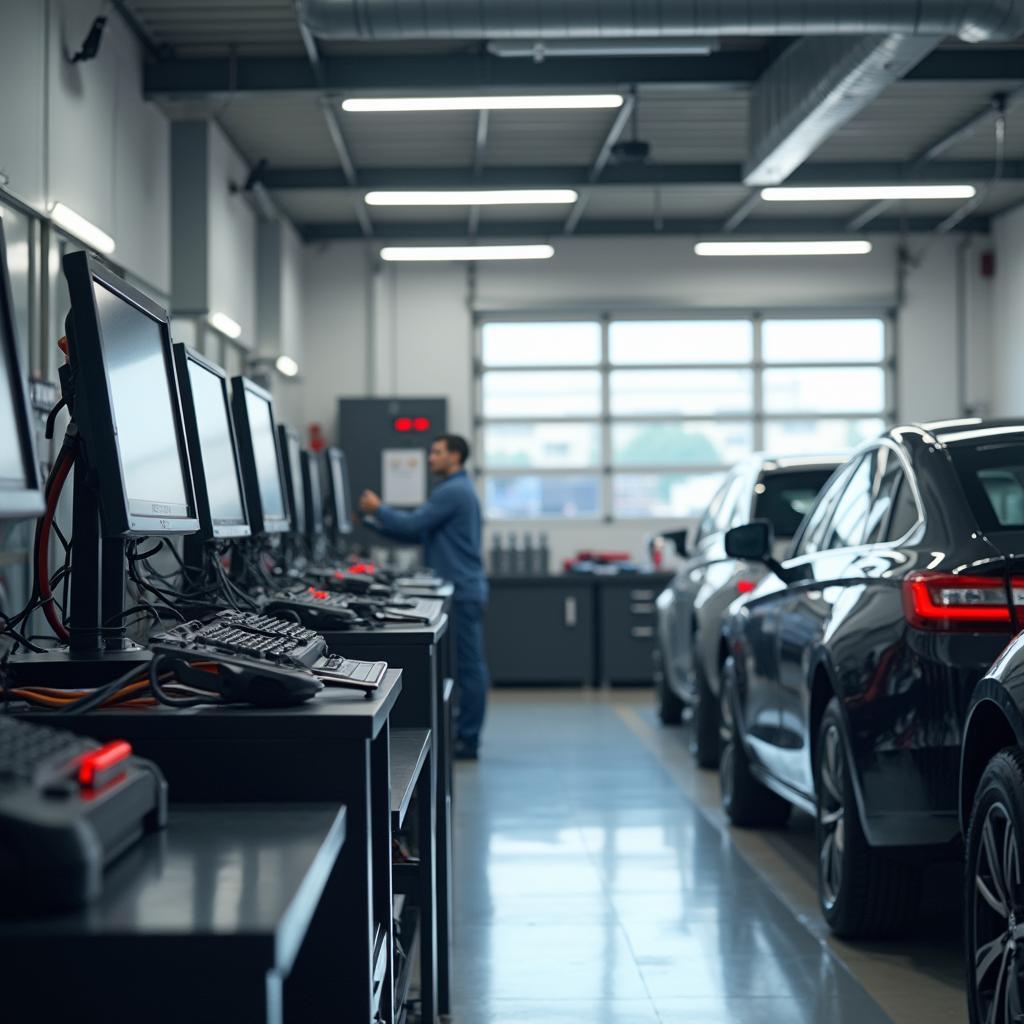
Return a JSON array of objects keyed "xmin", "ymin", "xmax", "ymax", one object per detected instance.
[{"xmin": 245, "ymin": 390, "xmax": 287, "ymax": 523}]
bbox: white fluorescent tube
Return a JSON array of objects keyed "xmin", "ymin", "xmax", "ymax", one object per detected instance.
[
  {"xmin": 365, "ymin": 189, "xmax": 577, "ymax": 207},
  {"xmin": 342, "ymin": 94, "xmax": 623, "ymax": 112},
  {"xmin": 761, "ymin": 185, "xmax": 976, "ymax": 202},
  {"xmin": 275, "ymin": 355, "xmax": 299, "ymax": 377},
  {"xmin": 380, "ymin": 245, "xmax": 555, "ymax": 262},
  {"xmin": 695, "ymin": 241, "xmax": 873, "ymax": 257},
  {"xmin": 49, "ymin": 203, "xmax": 116, "ymax": 255},
  {"xmin": 207, "ymin": 311, "xmax": 243, "ymax": 338}
]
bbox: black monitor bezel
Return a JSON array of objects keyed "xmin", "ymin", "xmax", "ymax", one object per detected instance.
[
  {"xmin": 301, "ymin": 449, "xmax": 325, "ymax": 537},
  {"xmin": 172, "ymin": 344, "xmax": 251, "ymax": 540},
  {"xmin": 325, "ymin": 446, "xmax": 353, "ymax": 537},
  {"xmin": 277, "ymin": 423, "xmax": 305, "ymax": 537},
  {"xmin": 63, "ymin": 250, "xmax": 199, "ymax": 537},
  {"xmin": 230, "ymin": 375, "xmax": 290, "ymax": 536},
  {"xmin": 0, "ymin": 221, "xmax": 44, "ymax": 520}
]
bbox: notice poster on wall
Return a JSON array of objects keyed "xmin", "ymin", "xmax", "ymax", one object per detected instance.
[{"xmin": 382, "ymin": 448, "xmax": 427, "ymax": 506}]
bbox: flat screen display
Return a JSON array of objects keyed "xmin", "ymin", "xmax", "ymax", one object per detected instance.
[
  {"xmin": 305, "ymin": 453, "xmax": 324, "ymax": 533},
  {"xmin": 244, "ymin": 389, "xmax": 287, "ymax": 523},
  {"xmin": 287, "ymin": 433, "xmax": 305, "ymax": 529},
  {"xmin": 0, "ymin": 340, "xmax": 25, "ymax": 488},
  {"xmin": 93, "ymin": 280, "xmax": 190, "ymax": 517},
  {"xmin": 329, "ymin": 449, "xmax": 353, "ymax": 534},
  {"xmin": 186, "ymin": 356, "xmax": 246, "ymax": 527}
]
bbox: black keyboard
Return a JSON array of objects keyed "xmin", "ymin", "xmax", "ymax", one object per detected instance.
[
  {"xmin": 176, "ymin": 611, "xmax": 327, "ymax": 668},
  {"xmin": 264, "ymin": 586, "xmax": 366, "ymax": 630},
  {"xmin": 0, "ymin": 716, "xmax": 167, "ymax": 913}
]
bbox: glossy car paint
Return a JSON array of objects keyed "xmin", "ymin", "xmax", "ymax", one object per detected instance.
[
  {"xmin": 657, "ymin": 455, "xmax": 843, "ymax": 712},
  {"xmin": 724, "ymin": 424, "xmax": 1024, "ymax": 850}
]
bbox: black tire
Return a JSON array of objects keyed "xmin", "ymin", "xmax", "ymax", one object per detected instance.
[
  {"xmin": 654, "ymin": 646, "xmax": 684, "ymax": 726},
  {"xmin": 965, "ymin": 747, "xmax": 1024, "ymax": 1024},
  {"xmin": 693, "ymin": 652, "xmax": 720, "ymax": 769},
  {"xmin": 815, "ymin": 697, "xmax": 922, "ymax": 938},
  {"xmin": 719, "ymin": 656, "xmax": 791, "ymax": 828}
]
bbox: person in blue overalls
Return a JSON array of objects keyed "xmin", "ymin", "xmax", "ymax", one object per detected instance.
[{"xmin": 358, "ymin": 434, "xmax": 490, "ymax": 760}]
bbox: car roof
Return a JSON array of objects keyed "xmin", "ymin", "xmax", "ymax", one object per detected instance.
[
  {"xmin": 893, "ymin": 419, "xmax": 1024, "ymax": 450},
  {"xmin": 749, "ymin": 453, "xmax": 847, "ymax": 474}
]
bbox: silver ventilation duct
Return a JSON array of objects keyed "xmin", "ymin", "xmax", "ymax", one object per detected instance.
[{"xmin": 299, "ymin": 0, "xmax": 1024, "ymax": 43}]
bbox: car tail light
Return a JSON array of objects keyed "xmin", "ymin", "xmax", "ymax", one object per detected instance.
[
  {"xmin": 902, "ymin": 572, "xmax": 1024, "ymax": 631},
  {"xmin": 736, "ymin": 580, "xmax": 756, "ymax": 595}
]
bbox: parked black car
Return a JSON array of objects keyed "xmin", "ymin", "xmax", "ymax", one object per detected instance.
[
  {"xmin": 960, "ymin": 632, "xmax": 1024, "ymax": 1023},
  {"xmin": 719, "ymin": 420, "xmax": 1024, "ymax": 938},
  {"xmin": 654, "ymin": 454, "xmax": 842, "ymax": 767}
]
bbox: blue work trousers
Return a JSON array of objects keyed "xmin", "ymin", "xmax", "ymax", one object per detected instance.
[{"xmin": 453, "ymin": 599, "xmax": 489, "ymax": 748}]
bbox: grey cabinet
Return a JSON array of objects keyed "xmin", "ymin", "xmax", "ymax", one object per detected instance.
[
  {"xmin": 485, "ymin": 581, "xmax": 594, "ymax": 685},
  {"xmin": 598, "ymin": 578, "xmax": 666, "ymax": 685}
]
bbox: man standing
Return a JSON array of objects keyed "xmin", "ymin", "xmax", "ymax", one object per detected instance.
[{"xmin": 358, "ymin": 434, "xmax": 489, "ymax": 760}]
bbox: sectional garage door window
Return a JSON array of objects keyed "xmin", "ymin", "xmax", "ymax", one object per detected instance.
[{"xmin": 477, "ymin": 316, "xmax": 890, "ymax": 521}]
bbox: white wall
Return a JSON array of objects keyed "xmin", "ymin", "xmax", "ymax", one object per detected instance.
[
  {"xmin": 991, "ymin": 205, "xmax": 1024, "ymax": 418},
  {"xmin": 298, "ymin": 230, "xmax": 993, "ymax": 566}
]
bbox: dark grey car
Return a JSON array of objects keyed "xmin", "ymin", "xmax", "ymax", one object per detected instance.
[{"xmin": 654, "ymin": 454, "xmax": 843, "ymax": 767}]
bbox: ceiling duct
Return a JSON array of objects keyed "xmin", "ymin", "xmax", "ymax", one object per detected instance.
[{"xmin": 299, "ymin": 0, "xmax": 1024, "ymax": 42}]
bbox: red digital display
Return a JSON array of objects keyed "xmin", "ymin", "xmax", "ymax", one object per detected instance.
[
  {"xmin": 413, "ymin": 416, "xmax": 431, "ymax": 432},
  {"xmin": 393, "ymin": 416, "xmax": 432, "ymax": 433},
  {"xmin": 394, "ymin": 417, "xmax": 413, "ymax": 432}
]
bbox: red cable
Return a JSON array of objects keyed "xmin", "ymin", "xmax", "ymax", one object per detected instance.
[{"xmin": 38, "ymin": 450, "xmax": 74, "ymax": 642}]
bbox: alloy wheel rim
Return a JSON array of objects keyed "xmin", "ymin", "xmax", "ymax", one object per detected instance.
[
  {"xmin": 974, "ymin": 801, "xmax": 1024, "ymax": 1023},
  {"xmin": 818, "ymin": 723, "xmax": 846, "ymax": 911}
]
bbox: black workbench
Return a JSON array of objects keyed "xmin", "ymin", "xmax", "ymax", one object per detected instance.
[
  {"xmin": 0, "ymin": 803, "xmax": 347, "ymax": 1024},
  {"xmin": 15, "ymin": 673, "xmax": 403, "ymax": 1024}
]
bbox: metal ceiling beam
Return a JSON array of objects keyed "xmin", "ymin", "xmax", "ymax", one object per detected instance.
[
  {"xmin": 468, "ymin": 110, "xmax": 490, "ymax": 237},
  {"xmin": 565, "ymin": 93, "xmax": 637, "ymax": 235},
  {"xmin": 721, "ymin": 191, "xmax": 760, "ymax": 231},
  {"xmin": 142, "ymin": 49, "xmax": 1023, "ymax": 99},
  {"xmin": 744, "ymin": 34, "xmax": 940, "ymax": 186},
  {"xmin": 299, "ymin": 214, "xmax": 991, "ymax": 242},
  {"xmin": 261, "ymin": 160, "xmax": 1024, "ymax": 191}
]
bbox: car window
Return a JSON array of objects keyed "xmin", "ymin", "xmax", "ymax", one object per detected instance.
[
  {"xmin": 793, "ymin": 462, "xmax": 853, "ymax": 557},
  {"xmin": 696, "ymin": 475, "xmax": 731, "ymax": 545},
  {"xmin": 949, "ymin": 442, "xmax": 1024, "ymax": 532},
  {"xmin": 863, "ymin": 447, "xmax": 904, "ymax": 544},
  {"xmin": 715, "ymin": 472, "xmax": 748, "ymax": 535},
  {"xmin": 824, "ymin": 453, "xmax": 874, "ymax": 550},
  {"xmin": 753, "ymin": 468, "xmax": 836, "ymax": 540},
  {"xmin": 886, "ymin": 475, "xmax": 920, "ymax": 541}
]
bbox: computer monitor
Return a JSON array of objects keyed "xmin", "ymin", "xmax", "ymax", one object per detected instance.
[
  {"xmin": 62, "ymin": 251, "xmax": 199, "ymax": 537},
  {"xmin": 230, "ymin": 377, "xmax": 290, "ymax": 535},
  {"xmin": 325, "ymin": 447, "xmax": 353, "ymax": 537},
  {"xmin": 172, "ymin": 345, "xmax": 250, "ymax": 540},
  {"xmin": 0, "ymin": 222, "xmax": 43, "ymax": 520},
  {"xmin": 301, "ymin": 450, "xmax": 325, "ymax": 537},
  {"xmin": 278, "ymin": 424, "xmax": 306, "ymax": 537}
]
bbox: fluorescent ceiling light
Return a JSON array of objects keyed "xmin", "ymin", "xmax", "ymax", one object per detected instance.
[
  {"xmin": 761, "ymin": 185, "xmax": 976, "ymax": 202},
  {"xmin": 695, "ymin": 241, "xmax": 872, "ymax": 257},
  {"xmin": 49, "ymin": 202, "xmax": 115, "ymax": 255},
  {"xmin": 380, "ymin": 245, "xmax": 555, "ymax": 262},
  {"xmin": 207, "ymin": 311, "xmax": 242, "ymax": 339},
  {"xmin": 365, "ymin": 189, "xmax": 577, "ymax": 207},
  {"xmin": 488, "ymin": 38, "xmax": 717, "ymax": 58},
  {"xmin": 275, "ymin": 354, "xmax": 299, "ymax": 377},
  {"xmin": 342, "ymin": 94, "xmax": 623, "ymax": 113}
]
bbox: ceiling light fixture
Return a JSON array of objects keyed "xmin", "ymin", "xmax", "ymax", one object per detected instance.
[
  {"xmin": 380, "ymin": 245, "xmax": 555, "ymax": 262},
  {"xmin": 49, "ymin": 202, "xmax": 116, "ymax": 255},
  {"xmin": 695, "ymin": 241, "xmax": 873, "ymax": 257},
  {"xmin": 342, "ymin": 94, "xmax": 623, "ymax": 113},
  {"xmin": 207, "ymin": 311, "xmax": 243, "ymax": 339},
  {"xmin": 760, "ymin": 185, "xmax": 976, "ymax": 202},
  {"xmin": 275, "ymin": 355, "xmax": 299, "ymax": 377},
  {"xmin": 487, "ymin": 38, "xmax": 718, "ymax": 58},
  {"xmin": 365, "ymin": 189, "xmax": 577, "ymax": 207}
]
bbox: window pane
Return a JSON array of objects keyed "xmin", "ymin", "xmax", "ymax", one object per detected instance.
[
  {"xmin": 482, "ymin": 422, "xmax": 600, "ymax": 469},
  {"xmin": 482, "ymin": 370, "xmax": 602, "ymax": 418},
  {"xmin": 763, "ymin": 367, "xmax": 885, "ymax": 415},
  {"xmin": 611, "ymin": 420, "xmax": 753, "ymax": 467},
  {"xmin": 763, "ymin": 417, "xmax": 884, "ymax": 455},
  {"xmin": 825, "ymin": 454, "xmax": 874, "ymax": 549},
  {"xmin": 613, "ymin": 472, "xmax": 726, "ymax": 519},
  {"xmin": 610, "ymin": 369, "xmax": 753, "ymax": 416},
  {"xmin": 763, "ymin": 319, "xmax": 885, "ymax": 363},
  {"xmin": 484, "ymin": 474, "xmax": 601, "ymax": 519},
  {"xmin": 482, "ymin": 322, "xmax": 601, "ymax": 367},
  {"xmin": 609, "ymin": 320, "xmax": 753, "ymax": 365}
]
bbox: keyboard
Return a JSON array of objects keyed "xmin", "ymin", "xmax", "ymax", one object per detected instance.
[
  {"xmin": 264, "ymin": 586, "xmax": 366, "ymax": 630},
  {"xmin": 316, "ymin": 655, "xmax": 388, "ymax": 691},
  {"xmin": 0, "ymin": 716, "xmax": 167, "ymax": 913}
]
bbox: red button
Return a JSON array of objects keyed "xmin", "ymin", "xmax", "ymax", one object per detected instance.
[{"xmin": 78, "ymin": 740, "xmax": 132, "ymax": 787}]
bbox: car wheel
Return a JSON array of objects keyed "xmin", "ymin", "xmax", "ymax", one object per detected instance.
[
  {"xmin": 654, "ymin": 646, "xmax": 684, "ymax": 726},
  {"xmin": 965, "ymin": 748, "xmax": 1024, "ymax": 1024},
  {"xmin": 815, "ymin": 698, "xmax": 921, "ymax": 938},
  {"xmin": 719, "ymin": 656, "xmax": 790, "ymax": 828},
  {"xmin": 693, "ymin": 653, "xmax": 720, "ymax": 770}
]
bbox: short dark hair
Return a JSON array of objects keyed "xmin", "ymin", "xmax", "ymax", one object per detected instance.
[{"xmin": 434, "ymin": 434, "xmax": 470, "ymax": 465}]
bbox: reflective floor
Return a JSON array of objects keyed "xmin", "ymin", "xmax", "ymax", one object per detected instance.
[{"xmin": 451, "ymin": 690, "xmax": 900, "ymax": 1024}]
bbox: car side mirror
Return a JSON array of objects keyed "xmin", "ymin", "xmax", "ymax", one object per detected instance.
[
  {"xmin": 725, "ymin": 521, "xmax": 773, "ymax": 561},
  {"xmin": 661, "ymin": 528, "xmax": 688, "ymax": 558}
]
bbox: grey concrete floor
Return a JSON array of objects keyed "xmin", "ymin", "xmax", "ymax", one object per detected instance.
[{"xmin": 450, "ymin": 689, "xmax": 962, "ymax": 1023}]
